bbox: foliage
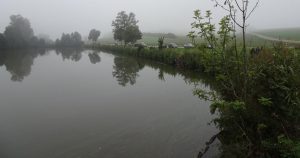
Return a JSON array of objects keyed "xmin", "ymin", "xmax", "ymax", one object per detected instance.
[
  {"xmin": 0, "ymin": 15, "xmax": 49, "ymax": 48},
  {"xmin": 29, "ymin": 36, "xmax": 46, "ymax": 48},
  {"xmin": 4, "ymin": 15, "xmax": 34, "ymax": 48},
  {"xmin": 88, "ymin": 29, "xmax": 101, "ymax": 42},
  {"xmin": 91, "ymin": 40, "xmax": 300, "ymax": 157},
  {"xmin": 2, "ymin": 14, "xmax": 47, "ymax": 48},
  {"xmin": 37, "ymin": 34, "xmax": 54, "ymax": 45},
  {"xmin": 0, "ymin": 33, "xmax": 6, "ymax": 49},
  {"xmin": 188, "ymin": 11, "xmax": 300, "ymax": 157},
  {"xmin": 55, "ymin": 32, "xmax": 83, "ymax": 47},
  {"xmin": 158, "ymin": 37, "xmax": 165, "ymax": 50},
  {"xmin": 112, "ymin": 11, "xmax": 142, "ymax": 45}
]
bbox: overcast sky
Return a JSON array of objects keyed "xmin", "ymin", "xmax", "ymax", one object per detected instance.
[{"xmin": 0, "ymin": 0, "xmax": 299, "ymax": 39}]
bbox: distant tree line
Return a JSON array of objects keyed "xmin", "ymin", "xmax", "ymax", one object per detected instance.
[
  {"xmin": 0, "ymin": 11, "xmax": 144, "ymax": 49},
  {"xmin": 55, "ymin": 32, "xmax": 84, "ymax": 47},
  {"xmin": 0, "ymin": 14, "xmax": 93, "ymax": 49}
]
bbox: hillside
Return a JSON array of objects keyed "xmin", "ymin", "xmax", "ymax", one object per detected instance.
[{"xmin": 255, "ymin": 27, "xmax": 300, "ymax": 41}]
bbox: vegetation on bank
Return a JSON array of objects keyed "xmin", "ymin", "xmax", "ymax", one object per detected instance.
[
  {"xmin": 0, "ymin": 1, "xmax": 299, "ymax": 157},
  {"xmin": 89, "ymin": 35, "xmax": 300, "ymax": 158},
  {"xmin": 88, "ymin": 1, "xmax": 300, "ymax": 157}
]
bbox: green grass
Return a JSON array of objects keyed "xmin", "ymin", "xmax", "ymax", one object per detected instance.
[
  {"xmin": 137, "ymin": 36, "xmax": 191, "ymax": 46},
  {"xmin": 245, "ymin": 34, "xmax": 274, "ymax": 47},
  {"xmin": 256, "ymin": 27, "xmax": 300, "ymax": 41},
  {"xmin": 99, "ymin": 29, "xmax": 300, "ymax": 48},
  {"xmin": 99, "ymin": 34, "xmax": 194, "ymax": 46}
]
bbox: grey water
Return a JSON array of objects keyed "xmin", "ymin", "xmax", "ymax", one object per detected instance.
[{"xmin": 0, "ymin": 49, "xmax": 218, "ymax": 158}]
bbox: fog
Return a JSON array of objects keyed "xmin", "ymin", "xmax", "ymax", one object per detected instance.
[{"xmin": 0, "ymin": 0, "xmax": 299, "ymax": 39}]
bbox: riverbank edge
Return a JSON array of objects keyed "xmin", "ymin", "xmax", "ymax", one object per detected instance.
[{"xmin": 86, "ymin": 45, "xmax": 215, "ymax": 74}]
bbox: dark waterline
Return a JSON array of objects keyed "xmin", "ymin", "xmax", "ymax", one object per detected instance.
[{"xmin": 0, "ymin": 49, "xmax": 219, "ymax": 158}]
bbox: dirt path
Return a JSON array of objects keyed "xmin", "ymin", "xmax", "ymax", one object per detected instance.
[{"xmin": 251, "ymin": 33, "xmax": 300, "ymax": 44}]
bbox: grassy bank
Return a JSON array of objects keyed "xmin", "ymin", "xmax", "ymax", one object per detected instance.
[{"xmin": 88, "ymin": 44, "xmax": 221, "ymax": 73}]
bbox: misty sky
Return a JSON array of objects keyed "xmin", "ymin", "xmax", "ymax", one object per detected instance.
[{"xmin": 0, "ymin": 0, "xmax": 299, "ymax": 39}]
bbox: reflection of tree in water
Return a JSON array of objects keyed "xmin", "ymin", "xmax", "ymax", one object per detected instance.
[
  {"xmin": 88, "ymin": 51, "xmax": 101, "ymax": 64},
  {"xmin": 0, "ymin": 49, "xmax": 46, "ymax": 81},
  {"xmin": 112, "ymin": 56, "xmax": 145, "ymax": 86},
  {"xmin": 132, "ymin": 57, "xmax": 216, "ymax": 89},
  {"xmin": 55, "ymin": 48, "xmax": 82, "ymax": 62},
  {"xmin": 158, "ymin": 69, "xmax": 165, "ymax": 81}
]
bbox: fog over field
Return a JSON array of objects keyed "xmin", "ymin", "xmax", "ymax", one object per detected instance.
[{"xmin": 0, "ymin": 0, "xmax": 299, "ymax": 39}]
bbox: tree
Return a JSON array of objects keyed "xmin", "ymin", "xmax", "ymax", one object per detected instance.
[
  {"xmin": 0, "ymin": 33, "xmax": 6, "ymax": 49},
  {"xmin": 37, "ymin": 34, "xmax": 54, "ymax": 45},
  {"xmin": 212, "ymin": 0, "xmax": 260, "ymax": 54},
  {"xmin": 112, "ymin": 11, "xmax": 142, "ymax": 45},
  {"xmin": 212, "ymin": 0, "xmax": 260, "ymax": 99},
  {"xmin": 88, "ymin": 29, "xmax": 101, "ymax": 42},
  {"xmin": 4, "ymin": 15, "xmax": 34, "ymax": 48},
  {"xmin": 70, "ymin": 32, "xmax": 83, "ymax": 46},
  {"xmin": 158, "ymin": 36, "xmax": 165, "ymax": 50}
]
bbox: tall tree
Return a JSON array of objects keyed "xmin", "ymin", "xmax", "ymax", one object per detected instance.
[
  {"xmin": 88, "ymin": 29, "xmax": 101, "ymax": 42},
  {"xmin": 112, "ymin": 11, "xmax": 142, "ymax": 45},
  {"xmin": 70, "ymin": 32, "xmax": 82, "ymax": 46},
  {"xmin": 4, "ymin": 15, "xmax": 34, "ymax": 48},
  {"xmin": 0, "ymin": 33, "xmax": 6, "ymax": 49}
]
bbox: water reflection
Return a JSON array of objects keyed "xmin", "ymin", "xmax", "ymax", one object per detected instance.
[
  {"xmin": 0, "ymin": 49, "xmax": 104, "ymax": 82},
  {"xmin": 55, "ymin": 48, "xmax": 83, "ymax": 61},
  {"xmin": 0, "ymin": 49, "xmax": 219, "ymax": 158},
  {"xmin": 126, "ymin": 56, "xmax": 217, "ymax": 89},
  {"xmin": 0, "ymin": 49, "xmax": 46, "ymax": 81},
  {"xmin": 0, "ymin": 48, "xmax": 217, "ymax": 89},
  {"xmin": 88, "ymin": 51, "xmax": 101, "ymax": 64},
  {"xmin": 158, "ymin": 69, "xmax": 165, "ymax": 81},
  {"xmin": 112, "ymin": 56, "xmax": 145, "ymax": 86}
]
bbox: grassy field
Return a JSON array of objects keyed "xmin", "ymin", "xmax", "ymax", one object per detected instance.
[
  {"xmin": 99, "ymin": 33, "xmax": 195, "ymax": 46},
  {"xmin": 245, "ymin": 34, "xmax": 274, "ymax": 47},
  {"xmin": 99, "ymin": 28, "xmax": 300, "ymax": 48},
  {"xmin": 255, "ymin": 27, "xmax": 300, "ymax": 41}
]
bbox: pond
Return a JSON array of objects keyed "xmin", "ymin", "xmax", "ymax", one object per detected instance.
[{"xmin": 0, "ymin": 49, "xmax": 219, "ymax": 158}]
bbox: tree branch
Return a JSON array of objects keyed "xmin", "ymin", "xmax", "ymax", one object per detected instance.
[{"xmin": 246, "ymin": 0, "xmax": 260, "ymax": 20}]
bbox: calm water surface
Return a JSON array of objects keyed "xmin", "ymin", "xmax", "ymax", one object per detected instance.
[{"xmin": 0, "ymin": 49, "xmax": 218, "ymax": 158}]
